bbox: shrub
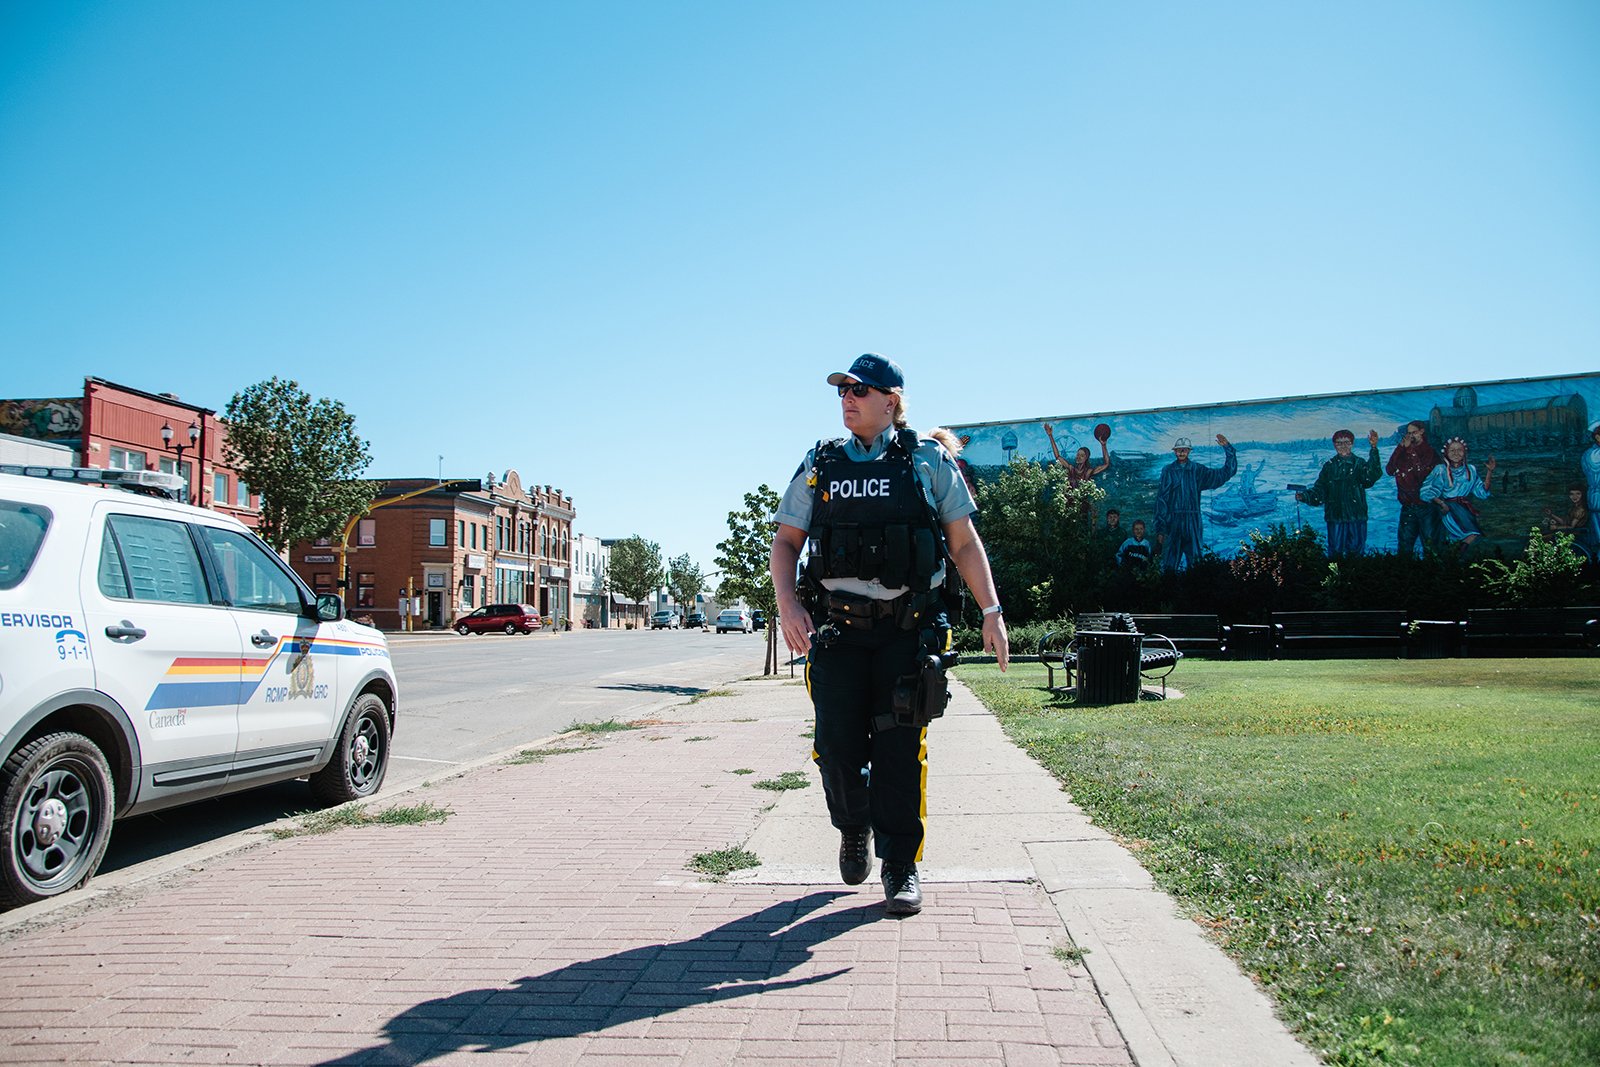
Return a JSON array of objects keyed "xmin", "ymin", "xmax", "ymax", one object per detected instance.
[
  {"xmin": 1472, "ymin": 527, "xmax": 1587, "ymax": 607},
  {"xmin": 1316, "ymin": 549, "xmax": 1476, "ymax": 617},
  {"xmin": 1225, "ymin": 523, "xmax": 1326, "ymax": 617},
  {"xmin": 953, "ymin": 617, "xmax": 1071, "ymax": 656}
]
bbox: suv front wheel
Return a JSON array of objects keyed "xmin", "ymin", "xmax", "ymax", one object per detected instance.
[
  {"xmin": 309, "ymin": 694, "xmax": 392, "ymax": 806},
  {"xmin": 0, "ymin": 732, "xmax": 116, "ymax": 907}
]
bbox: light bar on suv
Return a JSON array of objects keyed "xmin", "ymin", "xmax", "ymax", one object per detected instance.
[{"xmin": 0, "ymin": 464, "xmax": 188, "ymax": 500}]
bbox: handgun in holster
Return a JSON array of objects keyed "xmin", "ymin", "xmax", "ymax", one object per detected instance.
[{"xmin": 883, "ymin": 626, "xmax": 959, "ymax": 730}]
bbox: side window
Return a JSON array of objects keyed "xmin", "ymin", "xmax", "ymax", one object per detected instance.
[
  {"xmin": 197, "ymin": 527, "xmax": 304, "ymax": 614},
  {"xmin": 100, "ymin": 515, "xmax": 210, "ymax": 604},
  {"xmin": 0, "ymin": 500, "xmax": 52, "ymax": 590}
]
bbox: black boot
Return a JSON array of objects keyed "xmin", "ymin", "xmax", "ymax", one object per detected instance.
[
  {"xmin": 838, "ymin": 827, "xmax": 873, "ymax": 886},
  {"xmin": 881, "ymin": 862, "xmax": 922, "ymax": 915}
]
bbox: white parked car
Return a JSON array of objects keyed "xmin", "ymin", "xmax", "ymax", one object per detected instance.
[
  {"xmin": 0, "ymin": 465, "xmax": 399, "ymax": 907},
  {"xmin": 715, "ymin": 608, "xmax": 753, "ymax": 633}
]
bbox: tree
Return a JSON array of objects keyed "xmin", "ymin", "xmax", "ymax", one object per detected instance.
[
  {"xmin": 609, "ymin": 536, "xmax": 663, "ymax": 624},
  {"xmin": 666, "ymin": 554, "xmax": 704, "ymax": 617},
  {"xmin": 975, "ymin": 458, "xmax": 1104, "ymax": 622},
  {"xmin": 715, "ymin": 484, "xmax": 780, "ymax": 673},
  {"xmin": 223, "ymin": 377, "xmax": 376, "ymax": 552}
]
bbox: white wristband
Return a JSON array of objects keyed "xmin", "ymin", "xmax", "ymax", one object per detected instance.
[{"xmin": 982, "ymin": 604, "xmax": 1003, "ymax": 617}]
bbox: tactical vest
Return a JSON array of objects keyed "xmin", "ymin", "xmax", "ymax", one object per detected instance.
[{"xmin": 804, "ymin": 429, "xmax": 946, "ymax": 592}]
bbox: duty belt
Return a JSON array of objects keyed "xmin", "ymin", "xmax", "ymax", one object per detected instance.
[{"xmin": 824, "ymin": 588, "xmax": 944, "ymax": 631}]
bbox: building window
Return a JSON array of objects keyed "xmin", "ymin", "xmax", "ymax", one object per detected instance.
[
  {"xmin": 358, "ymin": 518, "xmax": 376, "ymax": 546},
  {"xmin": 313, "ymin": 572, "xmax": 334, "ymax": 594},
  {"xmin": 469, "ymin": 524, "xmax": 477, "ymax": 550},
  {"xmin": 463, "ymin": 576, "xmax": 474, "ymax": 608},
  {"xmin": 213, "ymin": 472, "xmax": 228, "ymax": 503},
  {"xmin": 109, "ymin": 447, "xmax": 148, "ymax": 471},
  {"xmin": 429, "ymin": 519, "xmax": 446, "ymax": 546},
  {"xmin": 237, "ymin": 480, "xmax": 251, "ymax": 508},
  {"xmin": 357, "ymin": 572, "xmax": 375, "ymax": 608},
  {"xmin": 457, "ymin": 519, "xmax": 465, "ymax": 545}
]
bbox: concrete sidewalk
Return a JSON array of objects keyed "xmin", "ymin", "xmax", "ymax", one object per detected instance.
[{"xmin": 0, "ymin": 674, "xmax": 1316, "ymax": 1066}]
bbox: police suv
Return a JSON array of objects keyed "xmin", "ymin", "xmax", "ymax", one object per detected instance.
[{"xmin": 0, "ymin": 465, "xmax": 399, "ymax": 907}]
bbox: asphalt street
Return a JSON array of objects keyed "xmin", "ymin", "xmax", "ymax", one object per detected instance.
[{"xmin": 100, "ymin": 626, "xmax": 778, "ymax": 875}]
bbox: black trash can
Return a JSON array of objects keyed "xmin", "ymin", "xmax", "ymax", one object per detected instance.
[
  {"xmin": 1408, "ymin": 619, "xmax": 1462, "ymax": 659},
  {"xmin": 1229, "ymin": 624, "xmax": 1273, "ymax": 661},
  {"xmin": 1076, "ymin": 630, "xmax": 1142, "ymax": 705}
]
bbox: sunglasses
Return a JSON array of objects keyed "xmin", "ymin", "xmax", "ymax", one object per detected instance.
[{"xmin": 837, "ymin": 382, "xmax": 883, "ymax": 398}]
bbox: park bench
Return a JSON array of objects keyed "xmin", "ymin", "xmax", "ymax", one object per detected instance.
[
  {"xmin": 1037, "ymin": 612, "xmax": 1183, "ymax": 698},
  {"xmin": 1130, "ymin": 614, "xmax": 1222, "ymax": 656},
  {"xmin": 1269, "ymin": 610, "xmax": 1409, "ymax": 658},
  {"xmin": 1463, "ymin": 606, "xmax": 1600, "ymax": 657}
]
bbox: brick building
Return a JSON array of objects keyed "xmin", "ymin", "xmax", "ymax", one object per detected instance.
[
  {"xmin": 289, "ymin": 470, "xmax": 575, "ymax": 631},
  {"xmin": 0, "ymin": 376, "xmax": 260, "ymax": 527}
]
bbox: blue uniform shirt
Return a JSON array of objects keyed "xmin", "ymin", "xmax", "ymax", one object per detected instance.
[{"xmin": 775, "ymin": 427, "xmax": 977, "ymax": 599}]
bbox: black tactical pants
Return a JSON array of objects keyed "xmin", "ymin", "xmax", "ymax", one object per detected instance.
[{"xmin": 806, "ymin": 613, "xmax": 936, "ymax": 866}]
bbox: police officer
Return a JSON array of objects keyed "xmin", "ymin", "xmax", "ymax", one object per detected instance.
[{"xmin": 769, "ymin": 354, "xmax": 1009, "ymax": 916}]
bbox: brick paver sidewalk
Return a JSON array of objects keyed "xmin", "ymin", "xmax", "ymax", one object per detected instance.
[{"xmin": 0, "ymin": 678, "xmax": 1129, "ymax": 1066}]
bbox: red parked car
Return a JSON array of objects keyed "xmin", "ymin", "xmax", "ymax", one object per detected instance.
[{"xmin": 454, "ymin": 603, "xmax": 542, "ymax": 635}]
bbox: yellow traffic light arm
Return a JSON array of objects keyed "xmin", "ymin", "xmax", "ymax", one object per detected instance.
[{"xmin": 335, "ymin": 480, "xmax": 472, "ymax": 591}]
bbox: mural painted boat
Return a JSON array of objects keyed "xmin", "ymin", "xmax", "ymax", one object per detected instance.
[{"xmin": 1207, "ymin": 485, "xmax": 1282, "ymax": 523}]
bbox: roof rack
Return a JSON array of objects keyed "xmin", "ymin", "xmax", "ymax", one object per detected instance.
[{"xmin": 0, "ymin": 464, "xmax": 188, "ymax": 501}]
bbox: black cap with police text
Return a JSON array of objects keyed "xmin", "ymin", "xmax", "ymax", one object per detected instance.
[{"xmin": 827, "ymin": 353, "xmax": 905, "ymax": 391}]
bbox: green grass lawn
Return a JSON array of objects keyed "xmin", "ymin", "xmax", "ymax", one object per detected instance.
[{"xmin": 956, "ymin": 657, "xmax": 1600, "ymax": 1067}]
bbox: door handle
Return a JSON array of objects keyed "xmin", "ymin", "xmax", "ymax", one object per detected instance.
[
  {"xmin": 251, "ymin": 630, "xmax": 277, "ymax": 648},
  {"xmin": 104, "ymin": 622, "xmax": 147, "ymax": 641}
]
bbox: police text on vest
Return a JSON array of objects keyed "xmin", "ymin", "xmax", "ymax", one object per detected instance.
[{"xmin": 829, "ymin": 478, "xmax": 893, "ymax": 498}]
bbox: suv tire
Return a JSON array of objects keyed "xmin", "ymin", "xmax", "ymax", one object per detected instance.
[
  {"xmin": 0, "ymin": 732, "xmax": 116, "ymax": 907},
  {"xmin": 309, "ymin": 694, "xmax": 392, "ymax": 806},
  {"xmin": 503, "ymin": 622, "xmax": 518, "ymax": 635}
]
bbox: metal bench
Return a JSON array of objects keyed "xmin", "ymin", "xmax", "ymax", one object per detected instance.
[
  {"xmin": 1269, "ymin": 610, "xmax": 1408, "ymax": 658},
  {"xmin": 1037, "ymin": 612, "xmax": 1183, "ymax": 698},
  {"xmin": 1129, "ymin": 614, "xmax": 1222, "ymax": 656},
  {"xmin": 1464, "ymin": 606, "xmax": 1600, "ymax": 656}
]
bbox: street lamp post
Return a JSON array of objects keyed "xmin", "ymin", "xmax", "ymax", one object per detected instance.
[{"xmin": 159, "ymin": 421, "xmax": 200, "ymax": 503}]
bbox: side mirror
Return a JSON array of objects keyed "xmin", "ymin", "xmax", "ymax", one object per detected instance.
[{"xmin": 316, "ymin": 593, "xmax": 346, "ymax": 622}]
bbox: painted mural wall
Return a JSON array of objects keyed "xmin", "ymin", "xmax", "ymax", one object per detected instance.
[
  {"xmin": 947, "ymin": 373, "xmax": 1600, "ymax": 564},
  {"xmin": 0, "ymin": 397, "xmax": 82, "ymax": 442}
]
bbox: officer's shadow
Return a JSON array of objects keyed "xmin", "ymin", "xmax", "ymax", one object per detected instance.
[{"xmin": 321, "ymin": 891, "xmax": 872, "ymax": 1065}]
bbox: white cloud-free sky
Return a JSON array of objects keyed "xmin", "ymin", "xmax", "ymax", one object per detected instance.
[{"xmin": 3, "ymin": 1, "xmax": 1596, "ymax": 571}]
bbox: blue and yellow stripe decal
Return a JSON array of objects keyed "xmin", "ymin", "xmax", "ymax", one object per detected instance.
[{"xmin": 143, "ymin": 635, "xmax": 388, "ymax": 711}]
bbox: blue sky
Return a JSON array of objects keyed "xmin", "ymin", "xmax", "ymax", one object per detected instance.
[{"xmin": 3, "ymin": 1, "xmax": 1597, "ymax": 574}]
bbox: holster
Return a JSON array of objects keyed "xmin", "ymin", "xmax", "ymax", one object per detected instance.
[{"xmin": 877, "ymin": 626, "xmax": 960, "ymax": 731}]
